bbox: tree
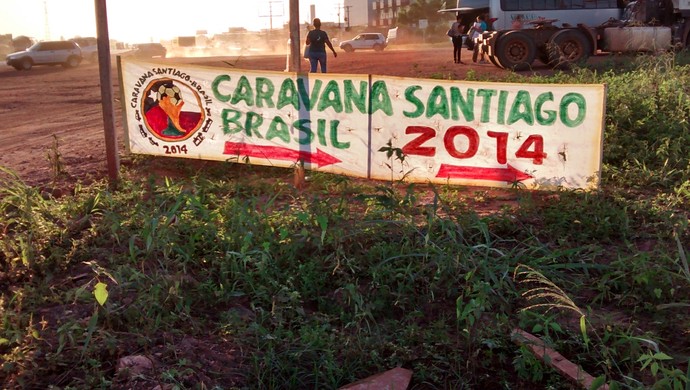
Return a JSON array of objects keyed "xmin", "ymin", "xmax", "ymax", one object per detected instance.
[{"xmin": 12, "ymin": 35, "xmax": 33, "ymax": 51}]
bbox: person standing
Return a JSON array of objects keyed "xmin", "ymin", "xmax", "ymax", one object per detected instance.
[
  {"xmin": 450, "ymin": 14, "xmax": 465, "ymax": 64},
  {"xmin": 305, "ymin": 18, "xmax": 337, "ymax": 73},
  {"xmin": 468, "ymin": 14, "xmax": 488, "ymax": 64},
  {"xmin": 486, "ymin": 13, "xmax": 498, "ymax": 31}
]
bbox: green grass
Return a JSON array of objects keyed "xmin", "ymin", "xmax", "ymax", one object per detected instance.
[{"xmin": 1, "ymin": 54, "xmax": 689, "ymax": 389}]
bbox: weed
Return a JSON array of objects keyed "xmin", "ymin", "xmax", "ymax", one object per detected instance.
[
  {"xmin": 378, "ymin": 139, "xmax": 413, "ymax": 183},
  {"xmin": 46, "ymin": 134, "xmax": 66, "ymax": 180}
]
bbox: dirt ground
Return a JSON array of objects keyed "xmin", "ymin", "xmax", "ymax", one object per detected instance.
[{"xmin": 0, "ymin": 44, "xmax": 554, "ymax": 189}]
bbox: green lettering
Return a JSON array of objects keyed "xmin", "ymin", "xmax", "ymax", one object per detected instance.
[
  {"xmin": 317, "ymin": 119, "xmax": 327, "ymax": 146},
  {"xmin": 560, "ymin": 93, "xmax": 586, "ymax": 127},
  {"xmin": 265, "ymin": 116, "xmax": 289, "ymax": 143},
  {"xmin": 231, "ymin": 76, "xmax": 254, "ymax": 106},
  {"xmin": 212, "ymin": 75, "xmax": 231, "ymax": 103},
  {"xmin": 427, "ymin": 85, "xmax": 449, "ymax": 119},
  {"xmin": 344, "ymin": 80, "xmax": 367, "ymax": 114},
  {"xmin": 294, "ymin": 119, "xmax": 313, "ymax": 145},
  {"xmin": 497, "ymin": 90, "xmax": 509, "ymax": 125},
  {"xmin": 245, "ymin": 111, "xmax": 264, "ymax": 138},
  {"xmin": 277, "ymin": 78, "xmax": 300, "ymax": 110},
  {"xmin": 297, "ymin": 77, "xmax": 322, "ymax": 111},
  {"xmin": 449, "ymin": 87, "xmax": 474, "ymax": 122},
  {"xmin": 507, "ymin": 90, "xmax": 534, "ymax": 126},
  {"xmin": 535, "ymin": 92, "xmax": 556, "ymax": 125},
  {"xmin": 477, "ymin": 89, "xmax": 497, "ymax": 123},
  {"xmin": 403, "ymin": 85, "xmax": 424, "ymax": 118},
  {"xmin": 221, "ymin": 108, "xmax": 242, "ymax": 134},
  {"xmin": 330, "ymin": 120, "xmax": 350, "ymax": 149},
  {"xmin": 255, "ymin": 77, "xmax": 275, "ymax": 108},
  {"xmin": 370, "ymin": 80, "xmax": 393, "ymax": 116},
  {"xmin": 317, "ymin": 80, "xmax": 343, "ymax": 113}
]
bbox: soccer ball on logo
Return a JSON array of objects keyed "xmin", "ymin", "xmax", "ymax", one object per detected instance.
[{"xmin": 157, "ymin": 84, "xmax": 182, "ymax": 105}]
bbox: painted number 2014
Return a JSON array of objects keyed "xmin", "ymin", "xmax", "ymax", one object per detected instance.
[
  {"xmin": 401, "ymin": 125, "xmax": 547, "ymax": 165},
  {"xmin": 163, "ymin": 145, "xmax": 189, "ymax": 155}
]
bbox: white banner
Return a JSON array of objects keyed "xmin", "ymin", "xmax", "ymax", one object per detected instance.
[{"xmin": 120, "ymin": 59, "xmax": 605, "ymax": 190}]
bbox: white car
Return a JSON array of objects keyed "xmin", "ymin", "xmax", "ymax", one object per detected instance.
[
  {"xmin": 338, "ymin": 33, "xmax": 387, "ymax": 52},
  {"xmin": 6, "ymin": 40, "xmax": 82, "ymax": 71}
]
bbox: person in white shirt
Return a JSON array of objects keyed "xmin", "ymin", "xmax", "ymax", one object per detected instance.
[{"xmin": 467, "ymin": 14, "xmax": 487, "ymax": 64}]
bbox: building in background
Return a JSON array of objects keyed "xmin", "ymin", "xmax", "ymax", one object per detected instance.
[
  {"xmin": 372, "ymin": 0, "xmax": 412, "ymax": 27},
  {"xmin": 343, "ymin": 0, "xmax": 412, "ymax": 28}
]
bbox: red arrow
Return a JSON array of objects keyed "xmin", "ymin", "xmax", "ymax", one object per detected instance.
[
  {"xmin": 223, "ymin": 142, "xmax": 341, "ymax": 168},
  {"xmin": 436, "ymin": 164, "xmax": 533, "ymax": 182}
]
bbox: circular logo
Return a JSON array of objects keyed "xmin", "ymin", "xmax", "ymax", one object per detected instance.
[{"xmin": 141, "ymin": 78, "xmax": 205, "ymax": 142}]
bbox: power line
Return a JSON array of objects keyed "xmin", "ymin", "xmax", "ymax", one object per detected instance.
[{"xmin": 259, "ymin": 1, "xmax": 284, "ymax": 31}]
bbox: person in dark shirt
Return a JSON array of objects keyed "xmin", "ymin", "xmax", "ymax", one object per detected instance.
[
  {"xmin": 449, "ymin": 14, "xmax": 465, "ymax": 64},
  {"xmin": 305, "ymin": 18, "xmax": 337, "ymax": 73}
]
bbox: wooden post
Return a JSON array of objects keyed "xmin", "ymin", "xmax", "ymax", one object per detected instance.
[
  {"xmin": 289, "ymin": 0, "xmax": 301, "ymax": 72},
  {"xmin": 512, "ymin": 328, "xmax": 608, "ymax": 389},
  {"xmin": 94, "ymin": 0, "xmax": 120, "ymax": 185}
]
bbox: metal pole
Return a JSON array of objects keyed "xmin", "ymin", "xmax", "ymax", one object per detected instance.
[
  {"xmin": 289, "ymin": 0, "xmax": 301, "ymax": 72},
  {"xmin": 345, "ymin": 5, "xmax": 352, "ymax": 29},
  {"xmin": 94, "ymin": 0, "xmax": 120, "ymax": 185}
]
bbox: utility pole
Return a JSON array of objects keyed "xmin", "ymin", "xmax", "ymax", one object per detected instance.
[
  {"xmin": 44, "ymin": 1, "xmax": 50, "ymax": 40},
  {"xmin": 259, "ymin": 0, "xmax": 284, "ymax": 31},
  {"xmin": 344, "ymin": 5, "xmax": 352, "ymax": 30},
  {"xmin": 337, "ymin": 3, "xmax": 342, "ymax": 28}
]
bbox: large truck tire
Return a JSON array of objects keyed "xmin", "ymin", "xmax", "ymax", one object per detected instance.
[
  {"xmin": 546, "ymin": 29, "xmax": 592, "ymax": 69},
  {"xmin": 495, "ymin": 31, "xmax": 537, "ymax": 71}
]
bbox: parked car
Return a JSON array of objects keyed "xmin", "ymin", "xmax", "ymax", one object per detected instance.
[
  {"xmin": 6, "ymin": 40, "xmax": 82, "ymax": 71},
  {"xmin": 338, "ymin": 33, "xmax": 387, "ymax": 52},
  {"xmin": 70, "ymin": 37, "xmax": 98, "ymax": 62},
  {"xmin": 131, "ymin": 43, "xmax": 167, "ymax": 58}
]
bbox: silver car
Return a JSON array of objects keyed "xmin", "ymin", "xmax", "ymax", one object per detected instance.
[
  {"xmin": 6, "ymin": 40, "xmax": 82, "ymax": 71},
  {"xmin": 338, "ymin": 33, "xmax": 387, "ymax": 52}
]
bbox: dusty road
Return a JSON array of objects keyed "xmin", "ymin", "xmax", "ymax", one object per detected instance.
[{"xmin": 0, "ymin": 45, "xmax": 551, "ymax": 187}]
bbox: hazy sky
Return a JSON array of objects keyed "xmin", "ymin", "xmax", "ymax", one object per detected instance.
[{"xmin": 0, "ymin": 0, "xmax": 342, "ymax": 43}]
